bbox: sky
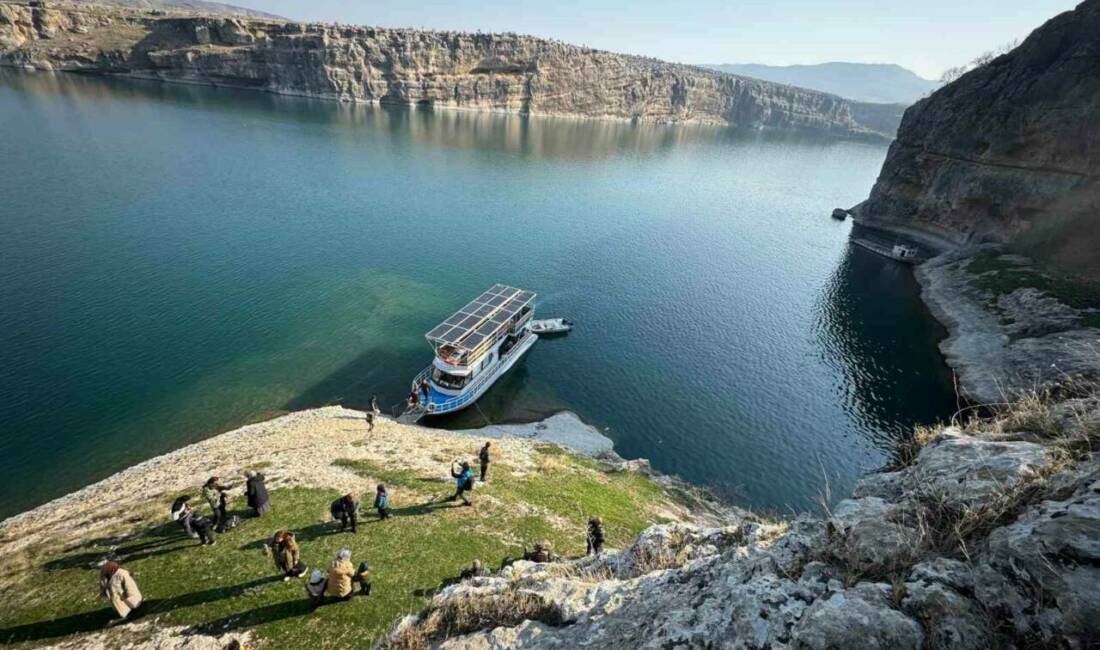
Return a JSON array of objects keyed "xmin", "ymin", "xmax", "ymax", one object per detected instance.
[{"xmin": 236, "ymin": 0, "xmax": 1079, "ymax": 79}]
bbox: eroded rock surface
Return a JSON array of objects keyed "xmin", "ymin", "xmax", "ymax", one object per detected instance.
[{"xmin": 386, "ymin": 429, "xmax": 1100, "ymax": 649}]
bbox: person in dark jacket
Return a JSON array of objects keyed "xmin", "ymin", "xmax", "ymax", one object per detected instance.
[
  {"xmin": 244, "ymin": 471, "xmax": 270, "ymax": 517},
  {"xmin": 419, "ymin": 379, "xmax": 431, "ymax": 402},
  {"xmin": 586, "ymin": 517, "xmax": 605, "ymax": 556},
  {"xmin": 478, "ymin": 442, "xmax": 492, "ymax": 482},
  {"xmin": 330, "ymin": 493, "xmax": 359, "ymax": 533},
  {"xmin": 373, "ymin": 484, "xmax": 390, "ymax": 520},
  {"xmin": 171, "ymin": 496, "xmax": 198, "ymax": 538},
  {"xmin": 447, "ymin": 461, "xmax": 474, "ymax": 506}
]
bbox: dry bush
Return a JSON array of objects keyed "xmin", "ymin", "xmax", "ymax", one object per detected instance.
[
  {"xmin": 383, "ymin": 591, "xmax": 563, "ymax": 650},
  {"xmin": 887, "ymin": 423, "xmax": 944, "ymax": 470}
]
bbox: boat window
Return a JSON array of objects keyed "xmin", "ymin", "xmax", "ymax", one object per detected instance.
[{"xmin": 432, "ymin": 368, "xmax": 468, "ymax": 389}]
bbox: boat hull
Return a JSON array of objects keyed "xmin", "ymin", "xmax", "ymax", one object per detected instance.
[{"xmin": 421, "ymin": 331, "xmax": 539, "ymax": 417}]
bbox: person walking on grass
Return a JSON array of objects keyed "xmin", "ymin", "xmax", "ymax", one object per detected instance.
[
  {"xmin": 244, "ymin": 470, "xmax": 270, "ymax": 517},
  {"xmin": 364, "ymin": 409, "xmax": 375, "ymax": 433},
  {"xmin": 478, "ymin": 441, "xmax": 492, "ymax": 482},
  {"xmin": 448, "ymin": 461, "xmax": 475, "ymax": 506},
  {"xmin": 586, "ymin": 517, "xmax": 606, "ymax": 557},
  {"xmin": 374, "ymin": 484, "xmax": 391, "ymax": 520},
  {"xmin": 99, "ymin": 561, "xmax": 143, "ymax": 625},
  {"xmin": 330, "ymin": 493, "xmax": 359, "ymax": 533}
]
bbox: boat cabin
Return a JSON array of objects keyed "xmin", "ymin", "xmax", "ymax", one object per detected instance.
[
  {"xmin": 423, "ymin": 285, "xmax": 536, "ymax": 391},
  {"xmin": 891, "ymin": 244, "xmax": 918, "ymax": 260}
]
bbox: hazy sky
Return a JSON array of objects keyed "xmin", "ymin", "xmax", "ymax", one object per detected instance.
[{"xmin": 237, "ymin": 0, "xmax": 1077, "ymax": 79}]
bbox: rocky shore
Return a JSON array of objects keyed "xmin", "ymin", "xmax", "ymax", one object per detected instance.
[{"xmin": 0, "ymin": 1, "xmax": 900, "ymax": 137}]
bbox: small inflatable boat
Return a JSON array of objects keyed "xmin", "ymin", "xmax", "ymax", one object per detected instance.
[{"xmin": 528, "ymin": 318, "xmax": 573, "ymax": 335}]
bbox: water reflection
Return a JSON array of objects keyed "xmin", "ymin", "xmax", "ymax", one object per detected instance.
[
  {"xmin": 1, "ymin": 68, "xmax": 854, "ymax": 162},
  {"xmin": 815, "ymin": 243, "xmax": 956, "ymax": 449}
]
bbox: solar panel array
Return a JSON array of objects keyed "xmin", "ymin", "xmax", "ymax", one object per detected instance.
[{"xmin": 425, "ymin": 285, "xmax": 537, "ymax": 354}]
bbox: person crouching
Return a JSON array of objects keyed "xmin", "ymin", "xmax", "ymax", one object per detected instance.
[
  {"xmin": 269, "ymin": 530, "xmax": 307, "ymax": 581},
  {"xmin": 325, "ymin": 548, "xmax": 355, "ymax": 603},
  {"xmin": 99, "ymin": 561, "xmax": 143, "ymax": 625}
]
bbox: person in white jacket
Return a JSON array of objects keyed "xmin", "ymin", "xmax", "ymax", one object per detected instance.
[{"xmin": 99, "ymin": 561, "xmax": 143, "ymax": 623}]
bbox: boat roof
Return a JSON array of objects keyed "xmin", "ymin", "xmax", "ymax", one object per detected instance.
[{"xmin": 425, "ymin": 284, "xmax": 536, "ymax": 354}]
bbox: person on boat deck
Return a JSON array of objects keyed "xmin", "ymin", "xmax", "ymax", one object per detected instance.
[
  {"xmin": 586, "ymin": 517, "xmax": 606, "ymax": 557},
  {"xmin": 202, "ymin": 476, "xmax": 229, "ymax": 524},
  {"xmin": 99, "ymin": 561, "xmax": 143, "ymax": 624},
  {"xmin": 448, "ymin": 461, "xmax": 475, "ymax": 506},
  {"xmin": 325, "ymin": 548, "xmax": 356, "ymax": 602},
  {"xmin": 269, "ymin": 530, "xmax": 307, "ymax": 580},
  {"xmin": 244, "ymin": 470, "xmax": 270, "ymax": 517},
  {"xmin": 407, "ymin": 390, "xmax": 419, "ymax": 409},
  {"xmin": 330, "ymin": 493, "xmax": 360, "ymax": 533},
  {"xmin": 374, "ymin": 484, "xmax": 391, "ymax": 520},
  {"xmin": 478, "ymin": 441, "xmax": 492, "ymax": 482},
  {"xmin": 420, "ymin": 378, "xmax": 431, "ymax": 402}
]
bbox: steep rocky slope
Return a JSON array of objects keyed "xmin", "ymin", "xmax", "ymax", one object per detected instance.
[
  {"xmin": 853, "ymin": 0, "xmax": 1100, "ymax": 270},
  {"xmin": 0, "ymin": 1, "xmax": 898, "ymax": 137},
  {"xmin": 387, "ymin": 398, "xmax": 1100, "ymax": 649}
]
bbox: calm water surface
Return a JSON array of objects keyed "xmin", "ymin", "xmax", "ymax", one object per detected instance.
[{"xmin": 0, "ymin": 70, "xmax": 956, "ymax": 519}]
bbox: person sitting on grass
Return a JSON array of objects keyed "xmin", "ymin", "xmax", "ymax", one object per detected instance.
[
  {"xmin": 269, "ymin": 530, "xmax": 307, "ymax": 580},
  {"xmin": 374, "ymin": 484, "xmax": 391, "ymax": 520},
  {"xmin": 99, "ymin": 561, "xmax": 143, "ymax": 625},
  {"xmin": 171, "ymin": 495, "xmax": 198, "ymax": 539},
  {"xmin": 523, "ymin": 540, "xmax": 556, "ymax": 563},
  {"xmin": 330, "ymin": 493, "xmax": 359, "ymax": 533},
  {"xmin": 305, "ymin": 569, "xmax": 327, "ymax": 607},
  {"xmin": 459, "ymin": 559, "xmax": 489, "ymax": 581},
  {"xmin": 325, "ymin": 548, "xmax": 356, "ymax": 603},
  {"xmin": 447, "ymin": 461, "xmax": 475, "ymax": 506}
]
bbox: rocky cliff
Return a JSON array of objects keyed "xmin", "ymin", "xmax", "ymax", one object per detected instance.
[
  {"xmin": 854, "ymin": 0, "xmax": 1100, "ymax": 271},
  {"xmin": 0, "ymin": 1, "xmax": 899, "ymax": 137},
  {"xmin": 387, "ymin": 398, "xmax": 1100, "ymax": 650}
]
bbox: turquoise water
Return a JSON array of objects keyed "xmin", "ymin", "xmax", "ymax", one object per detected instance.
[{"xmin": 0, "ymin": 70, "xmax": 956, "ymax": 519}]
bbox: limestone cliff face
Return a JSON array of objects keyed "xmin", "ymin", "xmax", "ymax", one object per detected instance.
[
  {"xmin": 855, "ymin": 0, "xmax": 1100, "ymax": 270},
  {"xmin": 0, "ymin": 1, "xmax": 898, "ymax": 138}
]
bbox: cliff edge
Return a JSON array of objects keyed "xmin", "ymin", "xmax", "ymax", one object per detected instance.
[
  {"xmin": 0, "ymin": 1, "xmax": 899, "ymax": 137},
  {"xmin": 854, "ymin": 0, "xmax": 1100, "ymax": 272}
]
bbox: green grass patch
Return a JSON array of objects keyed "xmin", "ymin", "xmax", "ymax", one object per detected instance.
[
  {"xmin": 0, "ymin": 452, "xmax": 678, "ymax": 648},
  {"xmin": 332, "ymin": 458, "xmax": 441, "ymax": 491}
]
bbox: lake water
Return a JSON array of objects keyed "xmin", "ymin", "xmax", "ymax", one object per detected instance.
[{"xmin": 0, "ymin": 69, "xmax": 957, "ymax": 519}]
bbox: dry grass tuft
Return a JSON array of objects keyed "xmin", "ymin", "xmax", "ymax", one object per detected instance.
[
  {"xmin": 382, "ymin": 591, "xmax": 564, "ymax": 650},
  {"xmin": 886, "ymin": 423, "xmax": 944, "ymax": 470}
]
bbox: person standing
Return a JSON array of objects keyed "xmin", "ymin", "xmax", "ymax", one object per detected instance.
[
  {"xmin": 99, "ymin": 561, "xmax": 143, "ymax": 624},
  {"xmin": 586, "ymin": 517, "xmax": 606, "ymax": 557},
  {"xmin": 478, "ymin": 442, "xmax": 492, "ymax": 482},
  {"xmin": 244, "ymin": 471, "xmax": 270, "ymax": 517},
  {"xmin": 419, "ymin": 379, "xmax": 431, "ymax": 403},
  {"xmin": 373, "ymin": 484, "xmax": 390, "ymax": 520},
  {"xmin": 369, "ymin": 395, "xmax": 380, "ymax": 414},
  {"xmin": 202, "ymin": 477, "xmax": 228, "ymax": 525},
  {"xmin": 364, "ymin": 409, "xmax": 375, "ymax": 433}
]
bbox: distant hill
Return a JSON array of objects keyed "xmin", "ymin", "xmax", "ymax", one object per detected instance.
[
  {"xmin": 72, "ymin": 0, "xmax": 284, "ymax": 19},
  {"xmin": 704, "ymin": 62, "xmax": 939, "ymax": 105}
]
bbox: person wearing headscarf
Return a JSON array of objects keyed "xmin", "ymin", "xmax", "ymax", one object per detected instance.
[
  {"xmin": 325, "ymin": 548, "xmax": 355, "ymax": 600},
  {"xmin": 244, "ymin": 470, "xmax": 270, "ymax": 517},
  {"xmin": 99, "ymin": 561, "xmax": 143, "ymax": 623}
]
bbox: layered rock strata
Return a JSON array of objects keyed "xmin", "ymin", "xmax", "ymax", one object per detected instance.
[{"xmin": 0, "ymin": 1, "xmax": 899, "ymax": 137}]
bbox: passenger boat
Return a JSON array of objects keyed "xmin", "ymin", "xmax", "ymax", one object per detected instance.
[
  {"xmin": 850, "ymin": 237, "xmax": 922, "ymax": 264},
  {"xmin": 400, "ymin": 285, "xmax": 538, "ymax": 422}
]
